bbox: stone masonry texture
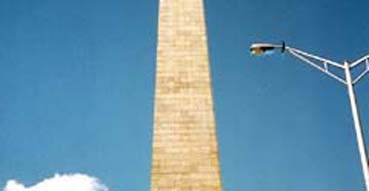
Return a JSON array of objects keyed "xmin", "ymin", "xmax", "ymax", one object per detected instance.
[{"xmin": 151, "ymin": 0, "xmax": 223, "ymax": 190}]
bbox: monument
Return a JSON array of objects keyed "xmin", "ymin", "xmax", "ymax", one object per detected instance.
[{"xmin": 151, "ymin": 0, "xmax": 223, "ymax": 190}]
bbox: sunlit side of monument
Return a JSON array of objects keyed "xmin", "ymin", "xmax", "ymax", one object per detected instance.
[{"xmin": 150, "ymin": 0, "xmax": 223, "ymax": 190}]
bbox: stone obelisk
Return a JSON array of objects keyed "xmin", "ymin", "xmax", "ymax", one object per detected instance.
[{"xmin": 151, "ymin": 0, "xmax": 222, "ymax": 190}]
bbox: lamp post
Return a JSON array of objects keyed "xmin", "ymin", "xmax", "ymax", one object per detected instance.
[{"xmin": 250, "ymin": 42, "xmax": 369, "ymax": 190}]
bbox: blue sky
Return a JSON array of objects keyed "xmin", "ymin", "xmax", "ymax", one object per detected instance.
[{"xmin": 1, "ymin": 0, "xmax": 369, "ymax": 190}]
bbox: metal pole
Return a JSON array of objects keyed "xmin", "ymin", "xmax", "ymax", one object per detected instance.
[{"xmin": 344, "ymin": 62, "xmax": 369, "ymax": 190}]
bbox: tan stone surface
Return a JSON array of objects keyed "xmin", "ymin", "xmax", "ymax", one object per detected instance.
[{"xmin": 151, "ymin": 0, "xmax": 222, "ymax": 190}]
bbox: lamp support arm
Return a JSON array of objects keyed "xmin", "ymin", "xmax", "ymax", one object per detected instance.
[
  {"xmin": 351, "ymin": 55, "xmax": 369, "ymax": 68},
  {"xmin": 351, "ymin": 56, "xmax": 369, "ymax": 85},
  {"xmin": 285, "ymin": 47, "xmax": 346, "ymax": 84}
]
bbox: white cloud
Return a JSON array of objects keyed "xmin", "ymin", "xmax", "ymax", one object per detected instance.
[{"xmin": 3, "ymin": 174, "xmax": 108, "ymax": 191}]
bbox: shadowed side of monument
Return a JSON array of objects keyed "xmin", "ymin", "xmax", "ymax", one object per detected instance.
[{"xmin": 151, "ymin": 0, "xmax": 223, "ymax": 190}]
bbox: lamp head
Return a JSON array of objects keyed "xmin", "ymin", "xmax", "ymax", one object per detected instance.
[{"xmin": 250, "ymin": 42, "xmax": 286, "ymax": 56}]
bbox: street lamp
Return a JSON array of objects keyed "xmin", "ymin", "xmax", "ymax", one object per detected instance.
[{"xmin": 251, "ymin": 42, "xmax": 369, "ymax": 190}]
